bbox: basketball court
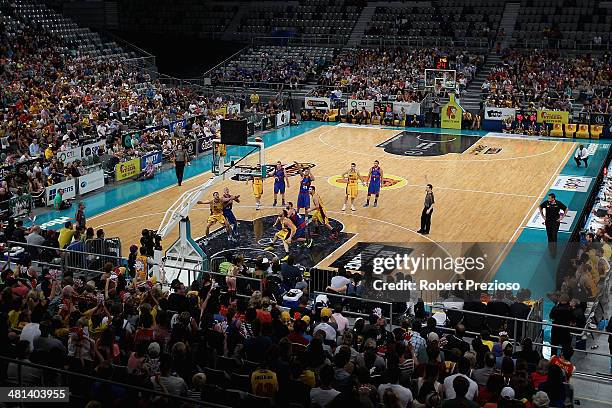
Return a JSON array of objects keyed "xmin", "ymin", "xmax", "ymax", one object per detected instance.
[{"xmin": 41, "ymin": 122, "xmax": 608, "ymax": 296}]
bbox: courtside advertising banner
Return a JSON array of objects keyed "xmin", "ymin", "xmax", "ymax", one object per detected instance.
[
  {"xmin": 81, "ymin": 140, "xmax": 106, "ymax": 159},
  {"xmin": 590, "ymin": 113, "xmax": 612, "ymax": 138},
  {"xmin": 115, "ymin": 158, "xmax": 141, "ymax": 181},
  {"xmin": 392, "ymin": 101, "xmax": 421, "ymax": 116},
  {"xmin": 78, "ymin": 170, "xmax": 105, "ymax": 195},
  {"xmin": 348, "ymin": 99, "xmax": 375, "ymax": 112},
  {"xmin": 304, "ymin": 97, "xmax": 331, "ymax": 110},
  {"xmin": 57, "ymin": 146, "xmax": 82, "ymax": 164},
  {"xmin": 140, "ymin": 151, "xmax": 163, "ymax": 170},
  {"xmin": 46, "ymin": 179, "xmax": 76, "ymax": 206},
  {"xmin": 537, "ymin": 109, "xmax": 569, "ymax": 124},
  {"xmin": 441, "ymin": 93, "xmax": 463, "ymax": 130},
  {"xmin": 276, "ymin": 110, "xmax": 290, "ymax": 127},
  {"xmin": 169, "ymin": 119, "xmax": 187, "ymax": 133},
  {"xmin": 484, "ymin": 107, "xmax": 516, "ymax": 121}
]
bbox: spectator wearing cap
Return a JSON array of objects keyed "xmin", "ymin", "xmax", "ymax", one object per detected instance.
[
  {"xmin": 314, "ymin": 307, "xmax": 337, "ymax": 343},
  {"xmin": 531, "ymin": 391, "xmax": 550, "ymax": 408},
  {"xmin": 495, "ymin": 341, "xmax": 516, "ymax": 369},
  {"xmin": 443, "ymin": 357, "xmax": 478, "ymax": 400}
]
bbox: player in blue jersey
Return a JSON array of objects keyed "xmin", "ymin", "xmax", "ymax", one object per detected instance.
[
  {"xmin": 272, "ymin": 161, "xmax": 290, "ymax": 207},
  {"xmin": 364, "ymin": 160, "xmax": 383, "ymax": 207},
  {"xmin": 295, "ymin": 162, "xmax": 315, "ymax": 215},
  {"xmin": 222, "ymin": 187, "xmax": 240, "ymax": 240}
]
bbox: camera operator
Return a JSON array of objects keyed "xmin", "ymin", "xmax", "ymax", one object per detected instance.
[{"xmin": 140, "ymin": 229, "xmax": 155, "ymax": 256}]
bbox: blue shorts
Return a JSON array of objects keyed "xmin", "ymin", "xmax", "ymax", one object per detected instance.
[
  {"xmin": 294, "ymin": 226, "xmax": 306, "ymax": 239},
  {"xmin": 223, "ymin": 209, "xmax": 237, "ymax": 226},
  {"xmin": 297, "ymin": 192, "xmax": 310, "ymax": 209},
  {"xmin": 274, "ymin": 181, "xmax": 286, "ymax": 194},
  {"xmin": 368, "ymin": 181, "xmax": 381, "ymax": 195}
]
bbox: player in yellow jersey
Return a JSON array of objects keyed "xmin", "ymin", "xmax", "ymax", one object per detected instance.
[
  {"xmin": 307, "ymin": 185, "xmax": 338, "ymax": 239},
  {"xmin": 342, "ymin": 162, "xmax": 366, "ymax": 212},
  {"xmin": 197, "ymin": 191, "xmax": 239, "ymax": 242},
  {"xmin": 250, "ymin": 175, "xmax": 264, "ymax": 210}
]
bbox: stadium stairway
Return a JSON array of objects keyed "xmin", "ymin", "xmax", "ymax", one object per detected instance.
[
  {"xmin": 222, "ymin": 2, "xmax": 249, "ymax": 40},
  {"xmin": 347, "ymin": 4, "xmax": 376, "ymax": 47},
  {"xmin": 461, "ymin": 3, "xmax": 520, "ymax": 113},
  {"xmin": 460, "ymin": 52, "xmax": 501, "ymax": 113},
  {"xmin": 498, "ymin": 2, "xmax": 520, "ymax": 48}
]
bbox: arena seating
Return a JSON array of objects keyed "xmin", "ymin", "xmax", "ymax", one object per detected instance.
[
  {"xmin": 119, "ymin": 1, "xmax": 238, "ymax": 37},
  {"xmin": 362, "ymin": 0, "xmax": 503, "ymax": 47},
  {"xmin": 237, "ymin": 0, "xmax": 364, "ymax": 44},
  {"xmin": 11, "ymin": 0, "xmax": 133, "ymax": 60},
  {"xmin": 481, "ymin": 50, "xmax": 611, "ymax": 112},
  {"xmin": 317, "ymin": 47, "xmax": 484, "ymax": 99},
  {"xmin": 512, "ymin": 0, "xmax": 611, "ymax": 48},
  {"xmin": 211, "ymin": 45, "xmax": 336, "ymax": 86}
]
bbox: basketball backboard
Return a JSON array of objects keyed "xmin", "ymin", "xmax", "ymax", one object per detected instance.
[{"xmin": 211, "ymin": 139, "xmax": 266, "ymax": 181}]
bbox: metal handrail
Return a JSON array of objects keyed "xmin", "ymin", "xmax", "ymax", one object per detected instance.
[
  {"xmin": 429, "ymin": 303, "xmax": 610, "ymax": 338},
  {"xmin": 0, "ymin": 355, "xmax": 226, "ymax": 407},
  {"xmin": 7, "ymin": 240, "xmax": 124, "ymax": 263}
]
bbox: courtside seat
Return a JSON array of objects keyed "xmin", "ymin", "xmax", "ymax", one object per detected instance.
[
  {"xmin": 591, "ymin": 125, "xmax": 603, "ymax": 139},
  {"xmin": 564, "ymin": 123, "xmax": 577, "ymax": 138},
  {"xmin": 550, "ymin": 123, "xmax": 564, "ymax": 137},
  {"xmin": 576, "ymin": 124, "xmax": 590, "ymax": 139}
]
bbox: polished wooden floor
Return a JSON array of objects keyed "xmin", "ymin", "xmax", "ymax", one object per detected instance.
[{"xmin": 90, "ymin": 125, "xmax": 575, "ymax": 277}]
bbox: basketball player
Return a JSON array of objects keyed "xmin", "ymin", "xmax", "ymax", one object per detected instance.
[
  {"xmin": 222, "ymin": 186, "xmax": 240, "ymax": 239},
  {"xmin": 265, "ymin": 209, "xmax": 312, "ymax": 260},
  {"xmin": 197, "ymin": 191, "xmax": 239, "ymax": 241},
  {"xmin": 307, "ymin": 186, "xmax": 338, "ymax": 238},
  {"xmin": 342, "ymin": 162, "xmax": 366, "ymax": 212},
  {"xmin": 364, "ymin": 160, "xmax": 383, "ymax": 207},
  {"xmin": 250, "ymin": 175, "xmax": 263, "ymax": 210},
  {"xmin": 295, "ymin": 162, "xmax": 315, "ymax": 215},
  {"xmin": 273, "ymin": 161, "xmax": 290, "ymax": 207}
]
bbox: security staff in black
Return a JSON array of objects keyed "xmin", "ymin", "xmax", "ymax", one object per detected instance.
[
  {"xmin": 539, "ymin": 193, "xmax": 568, "ymax": 257},
  {"xmin": 418, "ymin": 184, "xmax": 435, "ymax": 234}
]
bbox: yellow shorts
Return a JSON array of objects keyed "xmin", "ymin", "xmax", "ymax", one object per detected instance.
[
  {"xmin": 346, "ymin": 184, "xmax": 358, "ymax": 199},
  {"xmin": 275, "ymin": 229, "xmax": 289, "ymax": 241},
  {"xmin": 311, "ymin": 209, "xmax": 328, "ymax": 225},
  {"xmin": 253, "ymin": 185, "xmax": 263, "ymax": 199},
  {"xmin": 207, "ymin": 213, "xmax": 226, "ymax": 225}
]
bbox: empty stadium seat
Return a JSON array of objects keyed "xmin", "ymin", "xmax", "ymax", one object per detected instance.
[
  {"xmin": 576, "ymin": 124, "xmax": 590, "ymax": 139},
  {"xmin": 550, "ymin": 123, "xmax": 564, "ymax": 137},
  {"xmin": 565, "ymin": 124, "xmax": 578, "ymax": 138}
]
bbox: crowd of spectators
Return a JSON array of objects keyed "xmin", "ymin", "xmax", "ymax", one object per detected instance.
[
  {"xmin": 0, "ymin": 16, "xmax": 242, "ymax": 205},
  {"xmin": 481, "ymin": 49, "xmax": 612, "ymax": 112},
  {"xmin": 315, "ymin": 47, "xmax": 483, "ymax": 101},
  {"xmin": 212, "ymin": 49, "xmax": 330, "ymax": 87},
  {"xmin": 0, "ymin": 219, "xmax": 587, "ymax": 408}
]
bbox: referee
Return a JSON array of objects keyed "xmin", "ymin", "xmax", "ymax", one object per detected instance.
[
  {"xmin": 172, "ymin": 144, "xmax": 189, "ymax": 186},
  {"xmin": 418, "ymin": 184, "xmax": 435, "ymax": 234},
  {"xmin": 539, "ymin": 193, "xmax": 568, "ymax": 257}
]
